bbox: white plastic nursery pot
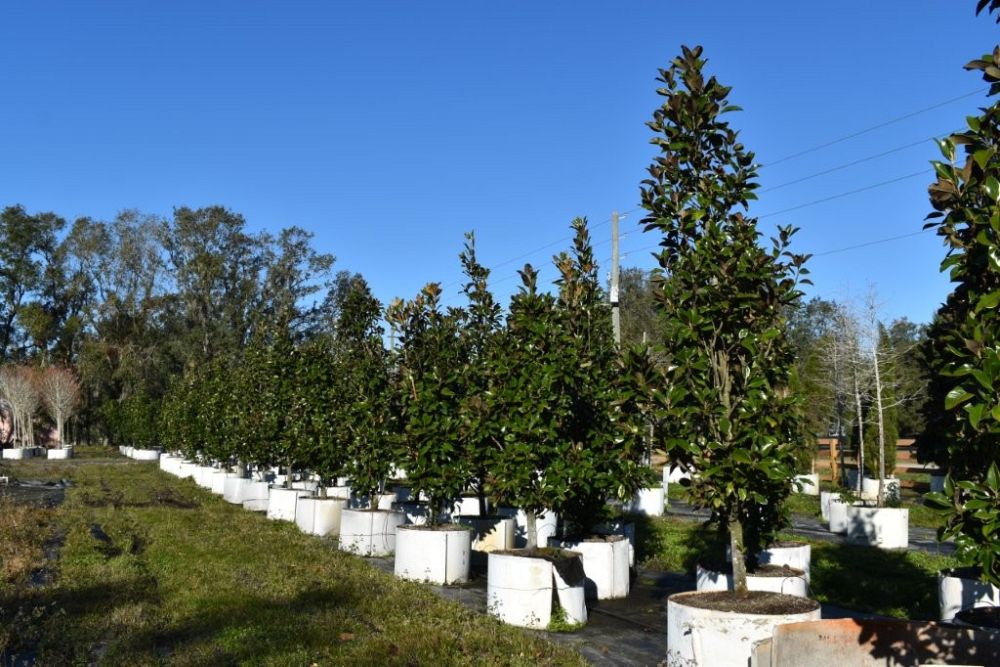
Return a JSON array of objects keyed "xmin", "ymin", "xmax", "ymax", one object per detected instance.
[
  {"xmin": 194, "ymin": 466, "xmax": 216, "ymax": 489},
  {"xmin": 291, "ymin": 480, "xmax": 319, "ymax": 493},
  {"xmin": 938, "ymin": 567, "xmax": 1000, "ymax": 622},
  {"xmin": 827, "ymin": 497, "xmax": 850, "ymax": 534},
  {"xmin": 339, "ymin": 508, "xmax": 406, "ymax": 557},
  {"xmin": 594, "ymin": 520, "xmax": 636, "ymax": 567},
  {"xmin": 158, "ymin": 454, "xmax": 177, "ymax": 474},
  {"xmin": 550, "ymin": 535, "xmax": 630, "ymax": 600},
  {"xmin": 210, "ymin": 470, "xmax": 229, "ymax": 495},
  {"xmin": 486, "ymin": 549, "xmax": 587, "ymax": 629},
  {"xmin": 396, "ymin": 501, "xmax": 431, "ymax": 526},
  {"xmin": 177, "ymin": 461, "xmax": 199, "ymax": 480},
  {"xmin": 124, "ymin": 446, "xmax": 134, "ymax": 458},
  {"xmin": 752, "ymin": 617, "xmax": 1000, "ymax": 667},
  {"xmin": 930, "ymin": 473, "xmax": 946, "ymax": 493},
  {"xmin": 757, "ymin": 542, "xmax": 811, "ymax": 583},
  {"xmin": 2, "ymin": 448, "xmax": 30, "ymax": 460},
  {"xmin": 696, "ymin": 564, "xmax": 809, "ymax": 598},
  {"xmin": 456, "ymin": 516, "xmax": 516, "ymax": 553},
  {"xmin": 222, "ymin": 476, "xmax": 252, "ymax": 504},
  {"xmin": 132, "ymin": 449, "xmax": 160, "ymax": 462},
  {"xmin": 240, "ymin": 481, "xmax": 271, "ymax": 511},
  {"xmin": 350, "ymin": 492, "xmax": 396, "ymax": 510},
  {"xmin": 861, "ymin": 476, "xmax": 901, "ymax": 503},
  {"xmin": 267, "ymin": 486, "xmax": 311, "ymax": 522},
  {"xmin": 665, "ymin": 464, "xmax": 691, "ymax": 484},
  {"xmin": 497, "ymin": 507, "xmax": 558, "ymax": 548},
  {"xmin": 451, "ymin": 496, "xmax": 486, "ymax": 517},
  {"xmin": 394, "ymin": 524, "xmax": 471, "ymax": 585},
  {"xmin": 819, "ymin": 491, "xmax": 841, "ymax": 523},
  {"xmin": 295, "ymin": 496, "xmax": 349, "ymax": 537},
  {"xmin": 626, "ymin": 486, "xmax": 665, "ymax": 516},
  {"xmin": 845, "ymin": 505, "xmax": 909, "ymax": 549},
  {"xmin": 793, "ymin": 473, "xmax": 819, "ymax": 496},
  {"xmin": 326, "ymin": 485, "xmax": 352, "ymax": 500},
  {"xmin": 46, "ymin": 448, "xmax": 72, "ymax": 460},
  {"xmin": 666, "ymin": 590, "xmax": 820, "ymax": 667}
]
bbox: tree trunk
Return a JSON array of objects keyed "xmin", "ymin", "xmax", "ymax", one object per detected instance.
[
  {"xmin": 853, "ymin": 377, "xmax": 864, "ymax": 493},
  {"xmin": 729, "ymin": 516, "xmax": 748, "ymax": 594},
  {"xmin": 56, "ymin": 412, "xmax": 64, "ymax": 447},
  {"xmin": 872, "ymin": 342, "xmax": 886, "ymax": 508},
  {"xmin": 285, "ymin": 458, "xmax": 292, "ymax": 489},
  {"xmin": 477, "ymin": 487, "xmax": 487, "ymax": 518},
  {"xmin": 525, "ymin": 511, "xmax": 538, "ymax": 550}
]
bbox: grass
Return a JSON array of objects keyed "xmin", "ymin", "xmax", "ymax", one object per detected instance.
[
  {"xmin": 0, "ymin": 497, "xmax": 55, "ymax": 655},
  {"xmin": 668, "ymin": 474, "xmax": 945, "ymax": 530},
  {"xmin": 635, "ymin": 513, "xmax": 959, "ymax": 620},
  {"xmin": 1, "ymin": 458, "xmax": 585, "ymax": 666}
]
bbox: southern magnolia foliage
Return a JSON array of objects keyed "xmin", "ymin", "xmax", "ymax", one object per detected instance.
[
  {"xmin": 158, "ymin": 223, "xmax": 651, "ymax": 539},
  {"xmin": 639, "ymin": 45, "xmax": 808, "ymax": 588},
  {"xmin": 390, "ymin": 223, "xmax": 652, "ymax": 535},
  {"xmin": 923, "ymin": 41, "xmax": 1000, "ymax": 586}
]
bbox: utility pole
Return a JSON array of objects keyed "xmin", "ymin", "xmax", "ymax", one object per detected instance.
[{"xmin": 610, "ymin": 210, "xmax": 621, "ymax": 346}]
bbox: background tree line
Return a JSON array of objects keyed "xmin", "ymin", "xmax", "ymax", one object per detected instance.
[{"xmin": 0, "ymin": 203, "xmax": 340, "ymax": 446}]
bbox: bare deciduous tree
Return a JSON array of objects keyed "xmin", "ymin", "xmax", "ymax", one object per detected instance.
[
  {"xmin": 0, "ymin": 365, "xmax": 40, "ymax": 447},
  {"xmin": 37, "ymin": 366, "xmax": 80, "ymax": 446}
]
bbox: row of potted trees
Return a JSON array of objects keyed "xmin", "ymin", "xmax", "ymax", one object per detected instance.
[{"xmin": 151, "ymin": 221, "xmax": 657, "ymax": 630}]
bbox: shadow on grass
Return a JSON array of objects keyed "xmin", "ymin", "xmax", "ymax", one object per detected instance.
[
  {"xmin": 17, "ymin": 572, "xmax": 364, "ymax": 666},
  {"xmin": 810, "ymin": 541, "xmax": 939, "ymax": 619}
]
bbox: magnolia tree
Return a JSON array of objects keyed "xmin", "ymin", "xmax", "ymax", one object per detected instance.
[
  {"xmin": 388, "ymin": 283, "xmax": 469, "ymax": 522},
  {"xmin": 487, "ymin": 220, "xmax": 650, "ymax": 545},
  {"xmin": 37, "ymin": 366, "xmax": 80, "ymax": 446},
  {"xmin": 487, "ymin": 263, "xmax": 566, "ymax": 547},
  {"xmin": 548, "ymin": 220, "xmax": 652, "ymax": 535},
  {"xmin": 923, "ymin": 16, "xmax": 1000, "ymax": 587},
  {"xmin": 295, "ymin": 340, "xmax": 343, "ymax": 494},
  {"xmin": 335, "ymin": 278, "xmax": 396, "ymax": 502},
  {"xmin": 640, "ymin": 46, "xmax": 808, "ymax": 592},
  {"xmin": 456, "ymin": 233, "xmax": 503, "ymax": 516}
]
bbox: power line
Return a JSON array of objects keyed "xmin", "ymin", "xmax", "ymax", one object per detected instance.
[
  {"xmin": 811, "ymin": 228, "xmax": 934, "ymax": 257},
  {"xmin": 759, "ymin": 131, "xmax": 955, "ymax": 194},
  {"xmin": 761, "ymin": 88, "xmax": 986, "ymax": 168},
  {"xmin": 758, "ymin": 169, "xmax": 926, "ymax": 219}
]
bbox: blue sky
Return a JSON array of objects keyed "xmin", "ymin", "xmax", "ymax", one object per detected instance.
[{"xmin": 2, "ymin": 2, "xmax": 996, "ymax": 324}]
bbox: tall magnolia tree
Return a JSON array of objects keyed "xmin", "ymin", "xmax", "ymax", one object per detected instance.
[
  {"xmin": 388, "ymin": 283, "xmax": 468, "ymax": 521},
  {"xmin": 487, "ymin": 264, "xmax": 565, "ymax": 547},
  {"xmin": 456, "ymin": 233, "xmax": 503, "ymax": 516},
  {"xmin": 335, "ymin": 277, "xmax": 395, "ymax": 502},
  {"xmin": 640, "ymin": 46, "xmax": 808, "ymax": 592},
  {"xmin": 923, "ymin": 10, "xmax": 1000, "ymax": 587},
  {"xmin": 487, "ymin": 219, "xmax": 651, "ymax": 544}
]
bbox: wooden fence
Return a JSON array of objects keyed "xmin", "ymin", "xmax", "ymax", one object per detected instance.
[{"xmin": 815, "ymin": 437, "xmax": 939, "ymax": 492}]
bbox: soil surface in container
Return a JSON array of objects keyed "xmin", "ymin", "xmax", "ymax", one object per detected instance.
[
  {"xmin": 677, "ymin": 590, "xmax": 819, "ymax": 615},
  {"xmin": 495, "ymin": 547, "xmax": 586, "ymax": 584},
  {"xmin": 561, "ymin": 534, "xmax": 627, "ymax": 544},
  {"xmin": 768, "ymin": 540, "xmax": 807, "ymax": 549},
  {"xmin": 701, "ymin": 562, "xmax": 806, "ymax": 578},
  {"xmin": 956, "ymin": 606, "xmax": 1000, "ymax": 630},
  {"xmin": 400, "ymin": 523, "xmax": 471, "ymax": 532},
  {"xmin": 496, "ymin": 547, "xmax": 581, "ymax": 562}
]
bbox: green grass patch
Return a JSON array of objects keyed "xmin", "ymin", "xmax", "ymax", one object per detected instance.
[
  {"xmin": 6, "ymin": 463, "xmax": 584, "ymax": 666},
  {"xmin": 637, "ymin": 514, "xmax": 958, "ymax": 620}
]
